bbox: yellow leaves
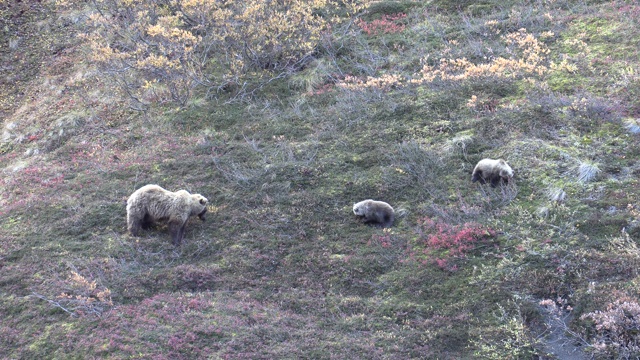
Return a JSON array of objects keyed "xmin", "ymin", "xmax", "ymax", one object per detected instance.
[
  {"xmin": 146, "ymin": 24, "xmax": 164, "ymax": 37},
  {"xmin": 95, "ymin": 288, "xmax": 113, "ymax": 304},
  {"xmin": 564, "ymin": 37, "xmax": 591, "ymax": 56},
  {"xmin": 569, "ymin": 97, "xmax": 590, "ymax": 113},
  {"xmin": 87, "ymin": 0, "xmax": 372, "ymax": 105},
  {"xmin": 467, "ymin": 95, "xmax": 478, "ymax": 108},
  {"xmin": 551, "ymin": 58, "xmax": 578, "ymax": 73},
  {"xmin": 137, "ymin": 54, "xmax": 182, "ymax": 70},
  {"xmin": 142, "ymin": 79, "xmax": 158, "ymax": 90},
  {"xmin": 540, "ymin": 31, "xmax": 555, "ymax": 40},
  {"xmin": 70, "ymin": 271, "xmax": 96, "ymax": 291},
  {"xmin": 87, "ymin": 12, "xmax": 106, "ymax": 26},
  {"xmin": 58, "ymin": 270, "xmax": 114, "ymax": 310},
  {"xmin": 413, "ymin": 29, "xmax": 550, "ymax": 84},
  {"xmin": 181, "ymin": 0, "xmax": 209, "ymax": 7},
  {"xmin": 484, "ymin": 20, "xmax": 501, "ymax": 35},
  {"xmin": 86, "ymin": 41, "xmax": 130, "ymax": 63},
  {"xmin": 146, "ymin": 17, "xmax": 199, "ymax": 45},
  {"xmin": 337, "ymin": 73, "xmax": 403, "ymax": 91}
]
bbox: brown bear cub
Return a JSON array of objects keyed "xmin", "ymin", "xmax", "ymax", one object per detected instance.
[
  {"xmin": 126, "ymin": 184, "xmax": 208, "ymax": 245},
  {"xmin": 471, "ymin": 158, "xmax": 514, "ymax": 187},
  {"xmin": 352, "ymin": 199, "xmax": 395, "ymax": 228}
]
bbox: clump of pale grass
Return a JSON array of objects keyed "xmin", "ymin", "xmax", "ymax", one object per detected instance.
[
  {"xmin": 442, "ymin": 131, "xmax": 474, "ymax": 159},
  {"xmin": 576, "ymin": 161, "xmax": 600, "ymax": 183},
  {"xmin": 9, "ymin": 38, "xmax": 21, "ymax": 50},
  {"xmin": 477, "ymin": 180, "xmax": 518, "ymax": 205},
  {"xmin": 289, "ymin": 59, "xmax": 334, "ymax": 93},
  {"xmin": 623, "ymin": 118, "xmax": 640, "ymax": 134},
  {"xmin": 536, "ymin": 206, "xmax": 549, "ymax": 219},
  {"xmin": 536, "ymin": 187, "xmax": 566, "ymax": 218},
  {"xmin": 546, "ymin": 187, "xmax": 566, "ymax": 203}
]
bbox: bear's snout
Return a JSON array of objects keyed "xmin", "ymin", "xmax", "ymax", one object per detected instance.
[{"xmin": 198, "ymin": 208, "xmax": 207, "ymax": 221}]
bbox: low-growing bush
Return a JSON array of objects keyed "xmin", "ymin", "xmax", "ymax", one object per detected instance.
[
  {"xmin": 581, "ymin": 299, "xmax": 640, "ymax": 358},
  {"xmin": 357, "ymin": 13, "xmax": 407, "ymax": 36},
  {"xmin": 408, "ymin": 217, "xmax": 496, "ymax": 271},
  {"xmin": 82, "ymin": 0, "xmax": 371, "ymax": 106}
]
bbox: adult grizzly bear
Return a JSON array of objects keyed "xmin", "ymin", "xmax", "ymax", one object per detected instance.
[
  {"xmin": 353, "ymin": 199, "xmax": 395, "ymax": 228},
  {"xmin": 126, "ymin": 184, "xmax": 208, "ymax": 245},
  {"xmin": 471, "ymin": 158, "xmax": 514, "ymax": 187}
]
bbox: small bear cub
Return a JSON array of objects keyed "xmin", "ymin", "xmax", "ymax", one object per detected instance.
[
  {"xmin": 353, "ymin": 199, "xmax": 395, "ymax": 228},
  {"xmin": 471, "ymin": 158, "xmax": 514, "ymax": 187}
]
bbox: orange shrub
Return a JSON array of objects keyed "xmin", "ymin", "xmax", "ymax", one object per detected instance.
[{"xmin": 83, "ymin": 0, "xmax": 370, "ymax": 105}]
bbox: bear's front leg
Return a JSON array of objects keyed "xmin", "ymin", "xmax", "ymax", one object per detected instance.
[
  {"xmin": 140, "ymin": 213, "xmax": 153, "ymax": 230},
  {"xmin": 169, "ymin": 222, "xmax": 185, "ymax": 246},
  {"xmin": 128, "ymin": 214, "xmax": 142, "ymax": 237},
  {"xmin": 473, "ymin": 174, "xmax": 487, "ymax": 185},
  {"xmin": 129, "ymin": 221, "xmax": 141, "ymax": 237}
]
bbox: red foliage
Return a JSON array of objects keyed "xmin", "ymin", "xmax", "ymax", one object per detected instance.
[
  {"xmin": 410, "ymin": 217, "xmax": 496, "ymax": 271},
  {"xmin": 368, "ymin": 231, "xmax": 393, "ymax": 248},
  {"xmin": 307, "ymin": 83, "xmax": 334, "ymax": 96},
  {"xmin": 357, "ymin": 13, "xmax": 407, "ymax": 36},
  {"xmin": 613, "ymin": 3, "xmax": 640, "ymax": 20}
]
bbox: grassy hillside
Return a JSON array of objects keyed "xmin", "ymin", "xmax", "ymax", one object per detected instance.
[{"xmin": 2, "ymin": 0, "xmax": 640, "ymax": 358}]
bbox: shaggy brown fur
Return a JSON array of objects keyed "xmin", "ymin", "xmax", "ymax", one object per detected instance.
[
  {"xmin": 352, "ymin": 199, "xmax": 395, "ymax": 228},
  {"xmin": 126, "ymin": 184, "xmax": 208, "ymax": 245},
  {"xmin": 471, "ymin": 158, "xmax": 514, "ymax": 187}
]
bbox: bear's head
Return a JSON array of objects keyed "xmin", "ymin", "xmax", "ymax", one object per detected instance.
[
  {"xmin": 191, "ymin": 194, "xmax": 208, "ymax": 221},
  {"xmin": 353, "ymin": 200, "xmax": 372, "ymax": 216},
  {"xmin": 497, "ymin": 159, "xmax": 514, "ymax": 182}
]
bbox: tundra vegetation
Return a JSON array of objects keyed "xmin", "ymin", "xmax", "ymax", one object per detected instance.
[{"xmin": 2, "ymin": 0, "xmax": 640, "ymax": 358}]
